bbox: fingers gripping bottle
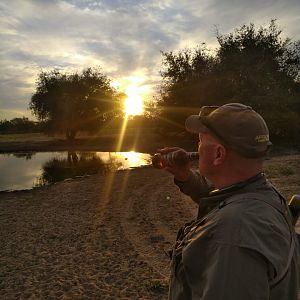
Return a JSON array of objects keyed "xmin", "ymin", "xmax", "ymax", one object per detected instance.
[{"xmin": 152, "ymin": 150, "xmax": 199, "ymax": 169}]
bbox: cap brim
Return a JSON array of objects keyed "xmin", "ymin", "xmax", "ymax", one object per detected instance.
[{"xmin": 185, "ymin": 115, "xmax": 208, "ymax": 133}]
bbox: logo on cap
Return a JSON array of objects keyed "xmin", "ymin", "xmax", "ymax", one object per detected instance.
[{"xmin": 255, "ymin": 135, "xmax": 269, "ymax": 143}]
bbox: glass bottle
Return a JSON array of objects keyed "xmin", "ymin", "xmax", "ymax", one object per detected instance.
[{"xmin": 152, "ymin": 150, "xmax": 199, "ymax": 169}]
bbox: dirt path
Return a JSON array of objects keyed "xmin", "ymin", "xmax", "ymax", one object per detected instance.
[{"xmin": 0, "ymin": 155, "xmax": 299, "ymax": 299}]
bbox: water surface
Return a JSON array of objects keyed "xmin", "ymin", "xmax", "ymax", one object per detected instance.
[{"xmin": 0, "ymin": 151, "xmax": 151, "ymax": 192}]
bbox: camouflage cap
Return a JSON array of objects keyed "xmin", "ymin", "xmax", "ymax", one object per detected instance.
[{"xmin": 185, "ymin": 103, "xmax": 272, "ymax": 158}]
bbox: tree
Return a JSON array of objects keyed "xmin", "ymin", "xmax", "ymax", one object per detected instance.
[
  {"xmin": 160, "ymin": 45, "xmax": 218, "ymax": 127},
  {"xmin": 0, "ymin": 117, "xmax": 39, "ymax": 133},
  {"xmin": 29, "ymin": 67, "xmax": 121, "ymax": 140},
  {"xmin": 159, "ymin": 20, "xmax": 300, "ymax": 145}
]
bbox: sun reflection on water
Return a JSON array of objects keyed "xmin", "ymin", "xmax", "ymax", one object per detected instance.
[
  {"xmin": 117, "ymin": 151, "xmax": 150, "ymax": 169},
  {"xmin": 96, "ymin": 151, "xmax": 151, "ymax": 170}
]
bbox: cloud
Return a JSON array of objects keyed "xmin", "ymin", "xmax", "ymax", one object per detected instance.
[{"xmin": 0, "ymin": 0, "xmax": 299, "ymax": 119}]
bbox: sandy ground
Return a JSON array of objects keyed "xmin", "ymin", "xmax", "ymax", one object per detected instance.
[{"xmin": 0, "ymin": 155, "xmax": 299, "ymax": 299}]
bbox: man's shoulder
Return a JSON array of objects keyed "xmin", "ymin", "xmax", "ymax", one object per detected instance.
[
  {"xmin": 213, "ymin": 190, "xmax": 290, "ymax": 256},
  {"xmin": 216, "ymin": 190, "xmax": 287, "ymax": 230},
  {"xmin": 218, "ymin": 188, "xmax": 283, "ymax": 218}
]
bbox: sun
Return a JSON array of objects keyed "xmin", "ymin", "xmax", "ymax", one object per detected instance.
[{"xmin": 124, "ymin": 85, "xmax": 144, "ymax": 116}]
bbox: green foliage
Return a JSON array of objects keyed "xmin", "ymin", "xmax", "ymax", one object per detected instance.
[
  {"xmin": 29, "ymin": 67, "xmax": 122, "ymax": 140},
  {"xmin": 159, "ymin": 20, "xmax": 300, "ymax": 146},
  {"xmin": 146, "ymin": 279, "xmax": 166, "ymax": 292},
  {"xmin": 160, "ymin": 45, "xmax": 219, "ymax": 127},
  {"xmin": 0, "ymin": 117, "xmax": 40, "ymax": 134},
  {"xmin": 264, "ymin": 165, "xmax": 294, "ymax": 177}
]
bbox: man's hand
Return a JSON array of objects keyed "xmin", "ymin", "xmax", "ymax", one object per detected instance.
[{"xmin": 157, "ymin": 147, "xmax": 192, "ymax": 182}]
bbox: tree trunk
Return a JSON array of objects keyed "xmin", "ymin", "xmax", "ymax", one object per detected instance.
[{"xmin": 66, "ymin": 129, "xmax": 77, "ymax": 142}]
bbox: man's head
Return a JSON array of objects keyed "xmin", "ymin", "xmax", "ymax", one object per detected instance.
[
  {"xmin": 185, "ymin": 103, "xmax": 271, "ymax": 158},
  {"xmin": 185, "ymin": 103, "xmax": 271, "ymax": 187}
]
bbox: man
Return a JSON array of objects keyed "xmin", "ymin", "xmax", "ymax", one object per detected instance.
[{"xmin": 159, "ymin": 103, "xmax": 300, "ymax": 300}]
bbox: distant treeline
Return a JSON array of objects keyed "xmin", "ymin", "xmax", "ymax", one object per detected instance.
[
  {"xmin": 0, "ymin": 115, "xmax": 156, "ymax": 134},
  {"xmin": 0, "ymin": 117, "xmax": 42, "ymax": 134}
]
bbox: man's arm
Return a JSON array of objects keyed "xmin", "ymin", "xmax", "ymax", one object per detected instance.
[
  {"xmin": 156, "ymin": 147, "xmax": 212, "ymax": 204},
  {"xmin": 174, "ymin": 170, "xmax": 212, "ymax": 204}
]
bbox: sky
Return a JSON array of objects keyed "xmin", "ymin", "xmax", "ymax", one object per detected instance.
[{"xmin": 0, "ymin": 0, "xmax": 299, "ymax": 120}]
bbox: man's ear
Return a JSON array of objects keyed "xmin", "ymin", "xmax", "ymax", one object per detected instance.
[{"xmin": 213, "ymin": 144, "xmax": 226, "ymax": 166}]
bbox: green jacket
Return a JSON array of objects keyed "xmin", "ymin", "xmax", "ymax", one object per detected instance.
[{"xmin": 169, "ymin": 172, "xmax": 300, "ymax": 300}]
